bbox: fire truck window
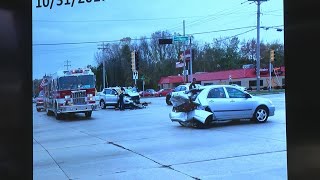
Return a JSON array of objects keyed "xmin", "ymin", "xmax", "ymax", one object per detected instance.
[
  {"xmin": 78, "ymin": 75, "xmax": 95, "ymax": 88},
  {"xmin": 59, "ymin": 76, "xmax": 78, "ymax": 90}
]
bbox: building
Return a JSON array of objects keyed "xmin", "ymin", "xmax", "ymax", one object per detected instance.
[{"xmin": 158, "ymin": 66, "xmax": 285, "ymax": 90}]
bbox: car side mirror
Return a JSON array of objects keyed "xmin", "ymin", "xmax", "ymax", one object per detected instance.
[{"xmin": 245, "ymin": 93, "xmax": 251, "ymax": 98}]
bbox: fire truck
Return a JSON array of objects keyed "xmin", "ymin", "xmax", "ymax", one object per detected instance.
[{"xmin": 42, "ymin": 68, "xmax": 96, "ymax": 120}]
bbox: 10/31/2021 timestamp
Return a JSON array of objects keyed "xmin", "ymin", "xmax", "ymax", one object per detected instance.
[{"xmin": 36, "ymin": 0, "xmax": 104, "ymax": 9}]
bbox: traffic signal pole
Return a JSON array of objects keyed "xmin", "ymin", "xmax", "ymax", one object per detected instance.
[{"xmin": 269, "ymin": 49, "xmax": 274, "ymax": 91}]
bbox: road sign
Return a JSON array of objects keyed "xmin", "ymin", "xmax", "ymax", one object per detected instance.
[
  {"xmin": 182, "ymin": 70, "xmax": 188, "ymax": 75},
  {"xmin": 133, "ymin": 71, "xmax": 138, "ymax": 80},
  {"xmin": 173, "ymin": 36, "xmax": 189, "ymax": 42}
]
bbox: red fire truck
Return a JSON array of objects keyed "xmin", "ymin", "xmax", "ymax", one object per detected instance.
[{"xmin": 42, "ymin": 68, "xmax": 96, "ymax": 120}]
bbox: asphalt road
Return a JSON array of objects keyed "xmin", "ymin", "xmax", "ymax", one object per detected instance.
[{"xmin": 33, "ymin": 93, "xmax": 287, "ymax": 180}]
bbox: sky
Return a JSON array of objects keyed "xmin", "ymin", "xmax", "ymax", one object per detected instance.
[{"xmin": 32, "ymin": 0, "xmax": 284, "ymax": 80}]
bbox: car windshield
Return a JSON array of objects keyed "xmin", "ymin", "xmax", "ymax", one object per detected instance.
[{"xmin": 58, "ymin": 75, "xmax": 95, "ymax": 90}]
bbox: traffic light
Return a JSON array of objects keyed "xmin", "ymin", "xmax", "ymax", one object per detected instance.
[
  {"xmin": 135, "ymin": 51, "xmax": 139, "ymax": 71},
  {"xmin": 270, "ymin": 49, "xmax": 275, "ymax": 62},
  {"xmin": 131, "ymin": 50, "xmax": 136, "ymax": 71}
]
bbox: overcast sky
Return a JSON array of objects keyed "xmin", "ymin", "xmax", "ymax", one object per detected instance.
[{"xmin": 32, "ymin": 0, "xmax": 284, "ymax": 79}]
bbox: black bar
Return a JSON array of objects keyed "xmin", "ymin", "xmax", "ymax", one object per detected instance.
[{"xmin": 158, "ymin": 39, "xmax": 172, "ymax": 44}]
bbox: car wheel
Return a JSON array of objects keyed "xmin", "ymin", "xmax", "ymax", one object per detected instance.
[
  {"xmin": 54, "ymin": 109, "xmax": 63, "ymax": 120},
  {"xmin": 191, "ymin": 120, "xmax": 207, "ymax": 129},
  {"xmin": 252, "ymin": 106, "xmax": 269, "ymax": 123},
  {"xmin": 166, "ymin": 99, "xmax": 172, "ymax": 105},
  {"xmin": 36, "ymin": 108, "xmax": 40, "ymax": 112},
  {"xmin": 159, "ymin": 94, "xmax": 162, "ymax": 97},
  {"xmin": 100, "ymin": 100, "xmax": 106, "ymax": 109},
  {"xmin": 166, "ymin": 95, "xmax": 172, "ymax": 105}
]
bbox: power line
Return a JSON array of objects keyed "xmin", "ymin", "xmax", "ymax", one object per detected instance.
[
  {"xmin": 188, "ymin": 26, "xmax": 256, "ymax": 35},
  {"xmin": 214, "ymin": 28, "xmax": 257, "ymax": 42},
  {"xmin": 262, "ymin": 13, "xmax": 282, "ymax": 17},
  {"xmin": 183, "ymin": 5, "xmax": 253, "ymax": 30},
  {"xmin": 33, "ymin": 16, "xmax": 208, "ymax": 23},
  {"xmin": 166, "ymin": 3, "xmax": 251, "ymax": 32},
  {"xmin": 32, "ymin": 25, "xmax": 282, "ymax": 46}
]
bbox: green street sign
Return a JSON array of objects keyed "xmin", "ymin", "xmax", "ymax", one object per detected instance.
[{"xmin": 173, "ymin": 36, "xmax": 189, "ymax": 42}]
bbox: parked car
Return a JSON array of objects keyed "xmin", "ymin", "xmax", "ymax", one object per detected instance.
[
  {"xmin": 99, "ymin": 87, "xmax": 140, "ymax": 109},
  {"xmin": 165, "ymin": 83, "xmax": 202, "ymax": 105},
  {"xmin": 169, "ymin": 84, "xmax": 275, "ymax": 128},
  {"xmin": 230, "ymin": 84, "xmax": 247, "ymax": 91},
  {"xmin": 154, "ymin": 88, "xmax": 173, "ymax": 97},
  {"xmin": 139, "ymin": 89, "xmax": 156, "ymax": 97},
  {"xmin": 35, "ymin": 90, "xmax": 45, "ymax": 112}
]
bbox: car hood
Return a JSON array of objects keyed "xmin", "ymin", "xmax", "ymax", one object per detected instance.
[{"xmin": 125, "ymin": 90, "xmax": 139, "ymax": 97}]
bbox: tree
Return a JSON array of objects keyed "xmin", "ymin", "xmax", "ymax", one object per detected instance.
[{"xmin": 92, "ymin": 31, "xmax": 284, "ymax": 89}]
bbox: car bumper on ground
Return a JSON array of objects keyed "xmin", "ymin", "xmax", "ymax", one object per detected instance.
[{"xmin": 169, "ymin": 109, "xmax": 213, "ymax": 124}]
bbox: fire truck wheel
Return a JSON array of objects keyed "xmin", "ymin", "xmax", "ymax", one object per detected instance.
[
  {"xmin": 100, "ymin": 100, "xmax": 106, "ymax": 109},
  {"xmin": 85, "ymin": 111, "xmax": 92, "ymax": 118}
]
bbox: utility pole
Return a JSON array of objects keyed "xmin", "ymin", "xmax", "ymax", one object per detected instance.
[
  {"xmin": 98, "ymin": 42, "xmax": 108, "ymax": 89},
  {"xmin": 189, "ymin": 36, "xmax": 193, "ymax": 83},
  {"xmin": 64, "ymin": 60, "xmax": 71, "ymax": 70},
  {"xmin": 183, "ymin": 20, "xmax": 187, "ymax": 83},
  {"xmin": 249, "ymin": 0, "xmax": 267, "ymax": 91}
]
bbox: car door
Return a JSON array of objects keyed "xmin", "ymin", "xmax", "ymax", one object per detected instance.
[
  {"xmin": 224, "ymin": 87, "xmax": 254, "ymax": 119},
  {"xmin": 109, "ymin": 89, "xmax": 119, "ymax": 104},
  {"xmin": 207, "ymin": 87, "xmax": 233, "ymax": 120},
  {"xmin": 103, "ymin": 89, "xmax": 112, "ymax": 104}
]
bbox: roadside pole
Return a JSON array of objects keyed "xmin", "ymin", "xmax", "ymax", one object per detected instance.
[
  {"xmin": 183, "ymin": 20, "xmax": 186, "ymax": 83},
  {"xmin": 189, "ymin": 36, "xmax": 193, "ymax": 82}
]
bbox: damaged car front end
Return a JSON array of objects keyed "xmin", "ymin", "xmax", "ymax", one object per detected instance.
[{"xmin": 169, "ymin": 88, "xmax": 213, "ymax": 128}]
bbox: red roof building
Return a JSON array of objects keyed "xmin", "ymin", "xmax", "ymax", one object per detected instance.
[{"xmin": 158, "ymin": 66, "xmax": 285, "ymax": 90}]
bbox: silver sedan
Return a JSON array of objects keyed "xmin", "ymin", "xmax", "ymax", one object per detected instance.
[{"xmin": 169, "ymin": 85, "xmax": 275, "ymax": 128}]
